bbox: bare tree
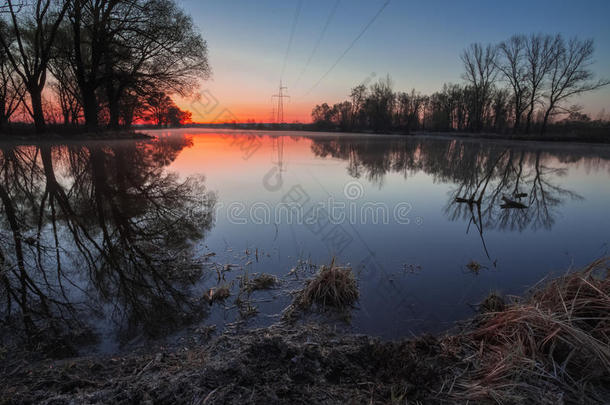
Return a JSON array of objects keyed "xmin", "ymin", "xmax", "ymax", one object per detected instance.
[
  {"xmin": 349, "ymin": 84, "xmax": 367, "ymax": 128},
  {"xmin": 48, "ymin": 25, "xmax": 81, "ymax": 125},
  {"xmin": 461, "ymin": 43, "xmax": 498, "ymax": 131},
  {"xmin": 540, "ymin": 36, "xmax": 609, "ymax": 134},
  {"xmin": 396, "ymin": 89, "xmax": 424, "ymax": 133},
  {"xmin": 524, "ymin": 34, "xmax": 561, "ymax": 134},
  {"xmin": 0, "ymin": 27, "xmax": 25, "ymax": 130},
  {"xmin": 310, "ymin": 33, "xmax": 607, "ymax": 136},
  {"xmin": 311, "ymin": 102, "xmax": 334, "ymax": 129},
  {"xmin": 104, "ymin": 0, "xmax": 210, "ymax": 128},
  {"xmin": 332, "ymin": 101, "xmax": 352, "ymax": 131},
  {"xmin": 66, "ymin": 0, "xmax": 121, "ymax": 129},
  {"xmin": 496, "ymin": 35, "xmax": 529, "ymax": 132},
  {"xmin": 0, "ymin": 0, "xmax": 70, "ymax": 132},
  {"xmin": 365, "ymin": 75, "xmax": 395, "ymax": 133},
  {"xmin": 64, "ymin": 0, "xmax": 209, "ymax": 129},
  {"xmin": 140, "ymin": 91, "xmax": 190, "ymax": 127}
]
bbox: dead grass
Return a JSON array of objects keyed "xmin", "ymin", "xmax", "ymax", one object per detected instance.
[
  {"xmin": 247, "ymin": 273, "xmax": 279, "ymax": 291},
  {"xmin": 466, "ymin": 260, "xmax": 485, "ymax": 274},
  {"xmin": 290, "ymin": 258, "xmax": 359, "ymax": 314},
  {"xmin": 479, "ymin": 291, "xmax": 506, "ymax": 313},
  {"xmin": 3, "ymin": 259, "xmax": 609, "ymax": 404},
  {"xmin": 203, "ymin": 285, "xmax": 230, "ymax": 305},
  {"xmin": 444, "ymin": 258, "xmax": 610, "ymax": 404}
]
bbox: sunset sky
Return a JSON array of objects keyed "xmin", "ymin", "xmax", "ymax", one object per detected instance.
[{"xmin": 176, "ymin": 0, "xmax": 610, "ymax": 123}]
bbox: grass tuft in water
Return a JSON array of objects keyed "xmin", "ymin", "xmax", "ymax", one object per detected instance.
[
  {"xmin": 247, "ymin": 273, "xmax": 279, "ymax": 292},
  {"xmin": 479, "ymin": 291, "xmax": 506, "ymax": 313},
  {"xmin": 291, "ymin": 257, "xmax": 359, "ymax": 313},
  {"xmin": 203, "ymin": 285, "xmax": 230, "ymax": 305}
]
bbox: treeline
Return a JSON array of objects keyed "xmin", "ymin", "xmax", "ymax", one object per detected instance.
[
  {"xmin": 312, "ymin": 34, "xmax": 608, "ymax": 135},
  {"xmin": 0, "ymin": 0, "xmax": 209, "ymax": 133}
]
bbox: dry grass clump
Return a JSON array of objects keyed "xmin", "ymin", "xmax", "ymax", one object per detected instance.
[
  {"xmin": 247, "ymin": 273, "xmax": 279, "ymax": 292},
  {"xmin": 466, "ymin": 260, "xmax": 486, "ymax": 274},
  {"xmin": 479, "ymin": 291, "xmax": 506, "ymax": 313},
  {"xmin": 445, "ymin": 258, "xmax": 610, "ymax": 404},
  {"xmin": 291, "ymin": 258, "xmax": 359, "ymax": 313},
  {"xmin": 203, "ymin": 285, "xmax": 231, "ymax": 305}
]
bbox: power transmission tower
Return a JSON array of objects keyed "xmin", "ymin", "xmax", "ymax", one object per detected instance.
[{"xmin": 271, "ymin": 81, "xmax": 289, "ymax": 123}]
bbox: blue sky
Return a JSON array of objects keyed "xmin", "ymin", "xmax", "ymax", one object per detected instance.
[{"xmin": 177, "ymin": 0, "xmax": 610, "ymax": 122}]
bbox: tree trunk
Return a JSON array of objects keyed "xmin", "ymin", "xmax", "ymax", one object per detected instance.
[
  {"xmin": 0, "ymin": 110, "xmax": 7, "ymax": 133},
  {"xmin": 82, "ymin": 86, "xmax": 98, "ymax": 129},
  {"xmin": 29, "ymin": 88, "xmax": 46, "ymax": 133},
  {"xmin": 123, "ymin": 108, "xmax": 134, "ymax": 128},
  {"xmin": 62, "ymin": 107, "xmax": 70, "ymax": 126},
  {"xmin": 513, "ymin": 103, "xmax": 521, "ymax": 134},
  {"xmin": 540, "ymin": 106, "xmax": 553, "ymax": 135},
  {"xmin": 106, "ymin": 85, "xmax": 124, "ymax": 130},
  {"xmin": 525, "ymin": 103, "xmax": 535, "ymax": 134},
  {"xmin": 108, "ymin": 98, "xmax": 120, "ymax": 130},
  {"xmin": 71, "ymin": 108, "xmax": 80, "ymax": 126}
]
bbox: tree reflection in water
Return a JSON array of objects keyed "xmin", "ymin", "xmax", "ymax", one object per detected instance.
[
  {"xmin": 0, "ymin": 135, "xmax": 215, "ymax": 351},
  {"xmin": 308, "ymin": 135, "xmax": 607, "ymax": 258}
]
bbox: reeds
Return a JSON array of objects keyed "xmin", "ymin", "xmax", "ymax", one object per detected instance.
[
  {"xmin": 445, "ymin": 258, "xmax": 610, "ymax": 404},
  {"xmin": 292, "ymin": 258, "xmax": 359, "ymax": 312}
]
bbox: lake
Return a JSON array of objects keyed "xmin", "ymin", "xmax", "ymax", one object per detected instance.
[{"xmin": 1, "ymin": 129, "xmax": 609, "ymax": 353}]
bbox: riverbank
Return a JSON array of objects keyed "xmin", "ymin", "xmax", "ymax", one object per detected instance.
[
  {"xmin": 0, "ymin": 127, "xmax": 151, "ymax": 143},
  {"xmin": 3, "ymin": 124, "xmax": 609, "ymax": 146},
  {"xmin": 1, "ymin": 259, "xmax": 608, "ymax": 404},
  {"xmin": 179, "ymin": 123, "xmax": 610, "ymax": 145},
  {"xmin": 412, "ymin": 130, "xmax": 610, "ymax": 145}
]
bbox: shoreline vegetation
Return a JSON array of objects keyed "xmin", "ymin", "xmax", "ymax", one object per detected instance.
[
  {"xmin": 3, "ymin": 124, "xmax": 610, "ymax": 146},
  {"xmin": 0, "ymin": 126, "xmax": 152, "ymax": 142},
  {"xmin": 1, "ymin": 0, "xmax": 209, "ymax": 135},
  {"xmin": 1, "ymin": 258, "xmax": 608, "ymax": 404},
  {"xmin": 5, "ymin": 121, "xmax": 610, "ymax": 147},
  {"xmin": 3, "ymin": 12, "xmax": 609, "ymax": 145},
  {"xmin": 152, "ymin": 122, "xmax": 610, "ymax": 145},
  {"xmin": 306, "ymin": 34, "xmax": 609, "ymax": 139}
]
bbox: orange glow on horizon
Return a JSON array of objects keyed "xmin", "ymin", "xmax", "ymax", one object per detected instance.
[
  {"xmin": 161, "ymin": 131, "xmax": 317, "ymax": 176},
  {"xmin": 174, "ymin": 97, "xmax": 314, "ymax": 124}
]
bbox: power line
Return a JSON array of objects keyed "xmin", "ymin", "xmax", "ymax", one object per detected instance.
[
  {"xmin": 292, "ymin": 0, "xmax": 341, "ymax": 89},
  {"xmin": 280, "ymin": 0, "xmax": 303, "ymax": 82},
  {"xmin": 273, "ymin": 0, "xmax": 302, "ymax": 123},
  {"xmin": 301, "ymin": 0, "xmax": 390, "ymax": 97}
]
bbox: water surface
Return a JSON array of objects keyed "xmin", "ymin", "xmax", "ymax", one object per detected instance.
[{"xmin": 1, "ymin": 129, "xmax": 609, "ymax": 352}]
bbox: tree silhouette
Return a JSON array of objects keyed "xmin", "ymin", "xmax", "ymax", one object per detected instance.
[{"xmin": 0, "ymin": 0, "xmax": 70, "ymax": 132}]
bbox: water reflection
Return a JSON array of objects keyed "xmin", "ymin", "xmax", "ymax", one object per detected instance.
[
  {"xmin": 308, "ymin": 134, "xmax": 610, "ymax": 185},
  {"xmin": 307, "ymin": 135, "xmax": 607, "ymax": 257},
  {"xmin": 2, "ymin": 130, "xmax": 610, "ymax": 350},
  {"xmin": 0, "ymin": 136, "xmax": 216, "ymax": 350}
]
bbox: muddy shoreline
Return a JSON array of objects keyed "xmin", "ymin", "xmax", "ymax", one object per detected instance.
[{"xmin": 1, "ymin": 259, "xmax": 609, "ymax": 404}]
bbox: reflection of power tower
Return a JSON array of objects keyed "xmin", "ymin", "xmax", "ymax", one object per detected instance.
[
  {"xmin": 269, "ymin": 82, "xmax": 288, "ymax": 181},
  {"xmin": 271, "ymin": 136, "xmax": 286, "ymax": 175},
  {"xmin": 271, "ymin": 81, "xmax": 289, "ymax": 123}
]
